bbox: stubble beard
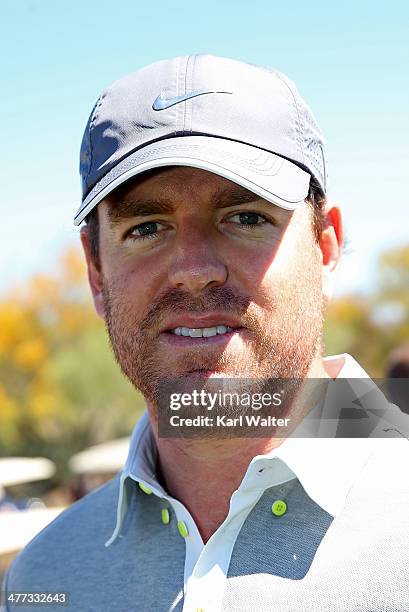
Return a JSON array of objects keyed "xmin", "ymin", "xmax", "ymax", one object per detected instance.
[{"xmin": 101, "ymin": 254, "xmax": 325, "ymax": 428}]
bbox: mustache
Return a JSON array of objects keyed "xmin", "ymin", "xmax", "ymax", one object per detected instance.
[{"xmin": 138, "ymin": 286, "xmax": 254, "ymax": 333}]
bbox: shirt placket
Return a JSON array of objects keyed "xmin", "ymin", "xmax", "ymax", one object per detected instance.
[{"xmin": 181, "ymin": 459, "xmax": 296, "ymax": 612}]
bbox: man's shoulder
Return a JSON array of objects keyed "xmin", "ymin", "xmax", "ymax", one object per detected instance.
[
  {"xmin": 4, "ymin": 474, "xmax": 121, "ymax": 595},
  {"xmin": 357, "ymin": 436, "xmax": 409, "ymax": 503}
]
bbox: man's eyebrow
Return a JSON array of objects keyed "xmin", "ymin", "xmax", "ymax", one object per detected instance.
[
  {"xmin": 211, "ymin": 186, "xmax": 264, "ymax": 208},
  {"xmin": 105, "ymin": 185, "xmax": 265, "ymax": 226},
  {"xmin": 106, "ymin": 198, "xmax": 174, "ymax": 225}
]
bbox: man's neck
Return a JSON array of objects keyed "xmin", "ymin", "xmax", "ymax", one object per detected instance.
[{"xmin": 150, "ymin": 357, "xmax": 333, "ymax": 543}]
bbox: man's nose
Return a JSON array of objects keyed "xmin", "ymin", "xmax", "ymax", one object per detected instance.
[{"xmin": 167, "ymin": 227, "xmax": 228, "ymax": 295}]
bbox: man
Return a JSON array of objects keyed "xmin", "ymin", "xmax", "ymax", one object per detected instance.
[{"xmin": 2, "ymin": 55, "xmax": 409, "ymax": 612}]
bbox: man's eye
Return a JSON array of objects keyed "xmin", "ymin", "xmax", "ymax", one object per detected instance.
[
  {"xmin": 126, "ymin": 221, "xmax": 165, "ymax": 240},
  {"xmin": 228, "ymin": 212, "xmax": 268, "ymax": 227}
]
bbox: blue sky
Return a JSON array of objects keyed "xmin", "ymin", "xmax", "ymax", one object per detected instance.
[{"xmin": 1, "ymin": 0, "xmax": 408, "ymax": 297}]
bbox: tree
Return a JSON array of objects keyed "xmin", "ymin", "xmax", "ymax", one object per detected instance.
[
  {"xmin": 325, "ymin": 243, "xmax": 409, "ymax": 377},
  {"xmin": 0, "ymin": 247, "xmax": 144, "ymax": 484}
]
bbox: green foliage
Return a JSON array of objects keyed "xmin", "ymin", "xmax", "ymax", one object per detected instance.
[
  {"xmin": 0, "ymin": 248, "xmax": 144, "ymax": 484},
  {"xmin": 324, "ymin": 243, "xmax": 409, "ymax": 377}
]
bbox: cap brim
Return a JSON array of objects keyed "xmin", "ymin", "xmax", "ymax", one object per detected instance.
[{"xmin": 74, "ymin": 136, "xmax": 310, "ymax": 226}]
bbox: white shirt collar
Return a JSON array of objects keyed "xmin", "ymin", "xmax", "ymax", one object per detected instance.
[{"xmin": 105, "ymin": 353, "xmax": 378, "ymax": 547}]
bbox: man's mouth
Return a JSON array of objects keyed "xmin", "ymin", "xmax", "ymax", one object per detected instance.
[
  {"xmin": 158, "ymin": 312, "xmax": 244, "ymax": 343},
  {"xmin": 169, "ymin": 325, "xmax": 234, "ymax": 338}
]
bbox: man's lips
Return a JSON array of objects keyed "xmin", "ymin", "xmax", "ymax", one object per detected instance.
[
  {"xmin": 160, "ymin": 312, "xmax": 243, "ymax": 333},
  {"xmin": 159, "ymin": 316, "xmax": 246, "ymax": 348},
  {"xmin": 160, "ymin": 328, "xmax": 243, "ymax": 346}
]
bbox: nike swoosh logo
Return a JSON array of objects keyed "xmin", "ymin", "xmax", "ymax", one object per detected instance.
[{"xmin": 152, "ymin": 90, "xmax": 231, "ymax": 111}]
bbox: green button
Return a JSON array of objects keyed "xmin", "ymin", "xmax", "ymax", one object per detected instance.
[
  {"xmin": 177, "ymin": 520, "xmax": 189, "ymax": 538},
  {"xmin": 161, "ymin": 508, "xmax": 170, "ymax": 524},
  {"xmin": 271, "ymin": 499, "xmax": 287, "ymax": 516},
  {"xmin": 138, "ymin": 482, "xmax": 153, "ymax": 495}
]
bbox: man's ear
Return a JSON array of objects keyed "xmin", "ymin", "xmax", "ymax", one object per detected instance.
[
  {"xmin": 319, "ymin": 203, "xmax": 343, "ymax": 302},
  {"xmin": 80, "ymin": 225, "xmax": 106, "ymax": 321}
]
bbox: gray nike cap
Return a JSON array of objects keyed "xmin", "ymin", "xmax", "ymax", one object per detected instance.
[{"xmin": 74, "ymin": 54, "xmax": 327, "ymax": 226}]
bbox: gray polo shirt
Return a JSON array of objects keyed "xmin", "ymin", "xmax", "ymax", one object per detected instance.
[{"xmin": 2, "ymin": 354, "xmax": 409, "ymax": 611}]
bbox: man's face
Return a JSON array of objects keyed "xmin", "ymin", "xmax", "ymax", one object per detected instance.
[{"xmin": 82, "ymin": 167, "xmax": 332, "ymax": 410}]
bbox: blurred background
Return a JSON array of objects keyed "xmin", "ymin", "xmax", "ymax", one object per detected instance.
[{"xmin": 1, "ymin": 0, "xmax": 408, "ymax": 578}]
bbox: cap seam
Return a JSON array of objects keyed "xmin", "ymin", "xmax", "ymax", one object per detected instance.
[
  {"xmin": 175, "ymin": 56, "xmax": 188, "ymax": 134},
  {"xmin": 185, "ymin": 54, "xmax": 197, "ymax": 134},
  {"xmin": 87, "ymin": 93, "xmax": 105, "ymax": 183},
  {"xmin": 183, "ymin": 55, "xmax": 189, "ymax": 131},
  {"xmin": 191, "ymin": 55, "xmax": 198, "ymax": 134},
  {"xmin": 319, "ymin": 143, "xmax": 327, "ymax": 192},
  {"xmin": 273, "ymin": 72, "xmax": 304, "ymax": 166}
]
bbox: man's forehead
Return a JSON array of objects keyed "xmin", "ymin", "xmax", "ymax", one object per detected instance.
[
  {"xmin": 101, "ymin": 167, "xmax": 287, "ymax": 224},
  {"xmin": 107, "ymin": 166, "xmax": 256, "ymax": 201}
]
